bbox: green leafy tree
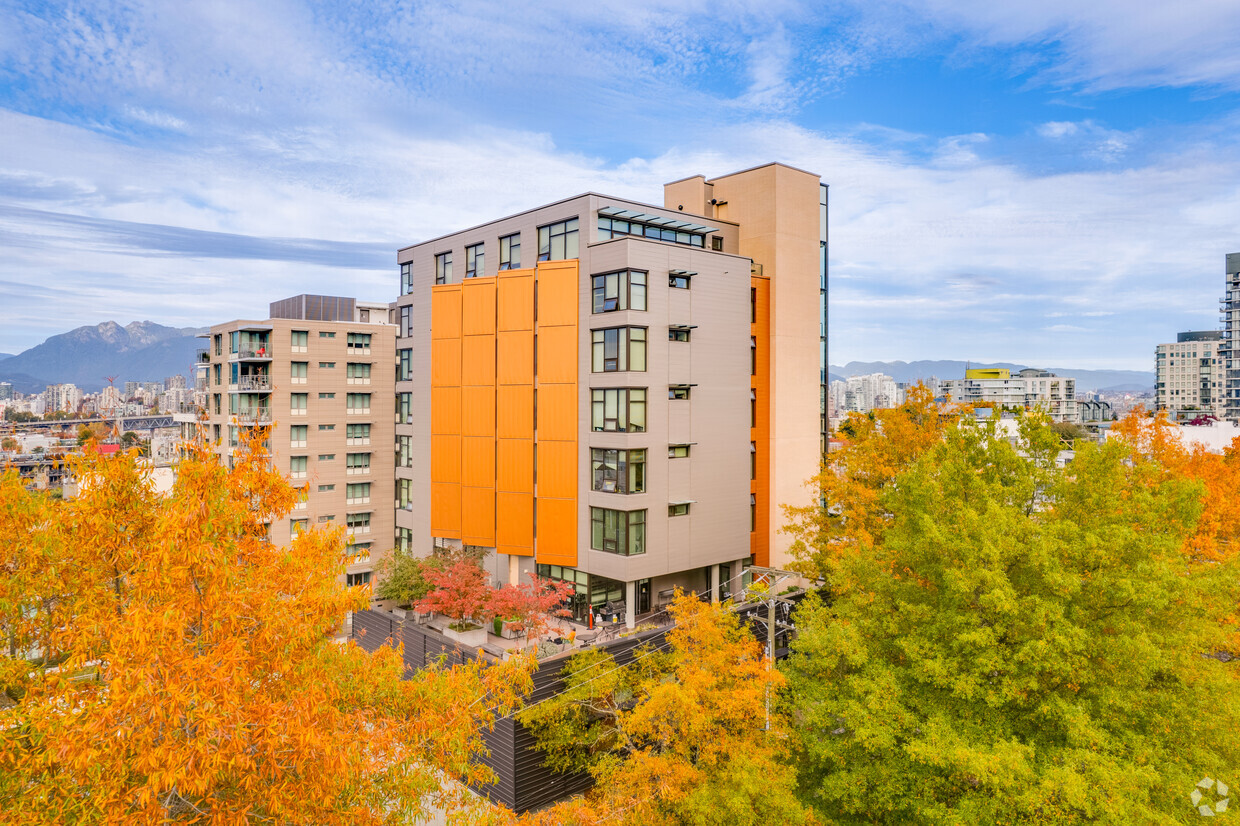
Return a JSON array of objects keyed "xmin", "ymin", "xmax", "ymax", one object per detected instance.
[
  {"xmin": 784, "ymin": 419, "xmax": 1240, "ymax": 824},
  {"xmin": 374, "ymin": 546, "xmax": 438, "ymax": 607}
]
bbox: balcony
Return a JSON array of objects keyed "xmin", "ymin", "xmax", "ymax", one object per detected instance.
[
  {"xmin": 235, "ymin": 408, "xmax": 272, "ymax": 424},
  {"xmin": 197, "ymin": 348, "xmax": 210, "ymax": 363},
  {"xmin": 236, "ymin": 375, "xmax": 272, "ymax": 391},
  {"xmin": 233, "ymin": 348, "xmax": 273, "ymax": 362}
]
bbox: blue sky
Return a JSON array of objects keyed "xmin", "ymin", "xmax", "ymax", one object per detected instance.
[{"xmin": 2, "ymin": 1, "xmax": 1240, "ymax": 370}]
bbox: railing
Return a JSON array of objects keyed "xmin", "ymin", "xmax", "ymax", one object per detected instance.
[
  {"xmin": 237, "ymin": 375, "xmax": 271, "ymax": 391},
  {"xmin": 236, "ymin": 408, "xmax": 272, "ymax": 423},
  {"xmin": 235, "ymin": 348, "xmax": 272, "ymax": 360}
]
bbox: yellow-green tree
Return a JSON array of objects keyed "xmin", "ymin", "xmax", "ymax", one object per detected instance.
[
  {"xmin": 0, "ymin": 436, "xmax": 532, "ymax": 825},
  {"xmin": 784, "ymin": 418, "xmax": 1240, "ymax": 823},
  {"xmin": 520, "ymin": 595, "xmax": 812, "ymax": 825}
]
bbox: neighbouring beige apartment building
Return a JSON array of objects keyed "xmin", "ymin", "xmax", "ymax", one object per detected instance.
[
  {"xmin": 1155, "ymin": 331, "xmax": 1223, "ymax": 419},
  {"xmin": 393, "ymin": 162, "xmax": 825, "ymax": 627},
  {"xmin": 196, "ymin": 295, "xmax": 396, "ymax": 587}
]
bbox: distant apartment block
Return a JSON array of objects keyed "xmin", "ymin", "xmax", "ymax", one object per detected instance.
[
  {"xmin": 1220, "ymin": 253, "xmax": 1240, "ymax": 421},
  {"xmin": 393, "ymin": 163, "xmax": 824, "ymax": 626},
  {"xmin": 941, "ymin": 367, "xmax": 1078, "ymax": 422},
  {"xmin": 830, "ymin": 372, "xmax": 904, "ymax": 414},
  {"xmin": 1155, "ymin": 331, "xmax": 1222, "ymax": 419},
  {"xmin": 197, "ymin": 295, "xmax": 396, "ymax": 587}
]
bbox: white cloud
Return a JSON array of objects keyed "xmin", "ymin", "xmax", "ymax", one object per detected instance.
[{"xmin": 1038, "ymin": 121, "xmax": 1078, "ymax": 139}]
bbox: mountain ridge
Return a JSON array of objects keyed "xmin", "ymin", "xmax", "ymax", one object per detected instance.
[{"xmin": 0, "ymin": 321, "xmax": 206, "ymax": 393}]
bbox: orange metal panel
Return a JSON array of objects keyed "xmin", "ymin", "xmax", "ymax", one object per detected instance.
[
  {"xmin": 536, "ymin": 439, "xmax": 577, "ymax": 500},
  {"xmin": 536, "ymin": 326, "xmax": 577, "ymax": 385},
  {"xmin": 431, "ymin": 286, "xmax": 461, "ymax": 340},
  {"xmin": 430, "ymin": 434, "xmax": 461, "ymax": 484},
  {"xmin": 462, "ymin": 278, "xmax": 497, "ymax": 336},
  {"xmin": 497, "ymin": 269, "xmax": 535, "ymax": 332},
  {"xmin": 750, "ymin": 275, "xmax": 771, "ymax": 567},
  {"xmin": 462, "ymin": 486, "xmax": 496, "ymax": 547},
  {"xmin": 496, "ymin": 491, "xmax": 534, "ymax": 554},
  {"xmin": 536, "ymin": 383, "xmax": 577, "ymax": 442},
  {"xmin": 462, "ymin": 386, "xmax": 496, "ymax": 437},
  {"xmin": 535, "ymin": 261, "xmax": 579, "ymax": 328},
  {"xmin": 497, "ymin": 330, "xmax": 534, "ymax": 385},
  {"xmin": 430, "ymin": 481, "xmax": 461, "ymax": 538},
  {"xmin": 430, "ymin": 386, "xmax": 461, "ymax": 435},
  {"xmin": 462, "ymin": 335, "xmax": 496, "ymax": 385},
  {"xmin": 497, "ymin": 438, "xmax": 534, "ymax": 492},
  {"xmin": 462, "ymin": 436, "xmax": 496, "ymax": 488},
  {"xmin": 496, "ymin": 385, "xmax": 534, "ymax": 439},
  {"xmin": 431, "ymin": 338, "xmax": 461, "ymax": 387},
  {"xmin": 535, "ymin": 496, "xmax": 577, "ymax": 566}
]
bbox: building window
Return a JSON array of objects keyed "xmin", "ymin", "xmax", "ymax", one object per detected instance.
[
  {"xmin": 290, "ymin": 330, "xmax": 308, "ymax": 352},
  {"xmin": 230, "ymin": 331, "xmax": 239, "ymax": 354},
  {"xmin": 711, "ymin": 236, "xmax": 723, "ymax": 251},
  {"xmin": 669, "ymin": 327, "xmax": 691, "ymax": 342},
  {"xmin": 590, "ymin": 507, "xmax": 646, "ymax": 556},
  {"xmin": 319, "ymin": 484, "xmax": 335, "ymax": 492},
  {"xmin": 213, "ymin": 394, "xmax": 222, "ymax": 415},
  {"xmin": 598, "ymin": 216, "xmax": 705, "ymax": 248},
  {"xmin": 751, "ymin": 389, "xmax": 757, "ymax": 427},
  {"xmin": 398, "ymin": 478, "xmax": 412, "ymax": 510},
  {"xmin": 346, "ymin": 571, "xmax": 372, "ymax": 587},
  {"xmin": 319, "ymin": 331, "xmax": 336, "ymax": 339},
  {"xmin": 346, "ymin": 423, "xmax": 370, "ymax": 445},
  {"xmin": 499, "ymin": 233, "xmax": 520, "ymax": 269},
  {"xmin": 290, "ymin": 425, "xmax": 307, "ymax": 448},
  {"xmin": 397, "ymin": 349, "xmax": 413, "ymax": 382},
  {"xmin": 213, "ymin": 364, "xmax": 221, "ymax": 386},
  {"xmin": 435, "ymin": 252, "xmax": 452, "ymax": 284},
  {"xmin": 396, "ymin": 527, "xmax": 413, "ymax": 553},
  {"xmin": 399, "ymin": 305, "xmax": 413, "ymax": 338},
  {"xmin": 669, "ymin": 385, "xmax": 691, "ymax": 400},
  {"xmin": 669, "ymin": 503, "xmax": 691, "ymax": 517},
  {"xmin": 289, "ymin": 456, "xmax": 308, "ymax": 479},
  {"xmin": 291, "ymin": 518, "xmax": 308, "ymax": 537},
  {"xmin": 317, "ymin": 362, "xmax": 335, "ymax": 370},
  {"xmin": 591, "ymin": 448, "xmax": 646, "ymax": 494},
  {"xmin": 347, "ymin": 362, "xmax": 372, "ymax": 384},
  {"xmin": 751, "ymin": 287, "xmax": 756, "ymax": 323},
  {"xmin": 214, "ymin": 334, "xmax": 222, "ymax": 356},
  {"xmin": 319, "ymin": 423, "xmax": 335, "ymax": 431},
  {"xmin": 347, "ymin": 333, "xmax": 371, "ymax": 354},
  {"xmin": 750, "ymin": 493, "xmax": 756, "ymax": 532},
  {"xmin": 400, "ymin": 262, "xmax": 413, "ymax": 295},
  {"xmin": 397, "ymin": 392, "xmax": 412, "ymax": 424},
  {"xmin": 346, "ymin": 452, "xmax": 371, "ymax": 474},
  {"xmin": 592, "ymin": 270, "xmax": 647, "ymax": 313},
  {"xmin": 669, "ymin": 444, "xmax": 691, "ymax": 458},
  {"xmin": 751, "ymin": 336, "xmax": 757, "ymax": 376},
  {"xmin": 591, "ymin": 327, "xmax": 646, "ymax": 372},
  {"xmin": 318, "ymin": 392, "xmax": 335, "ymax": 400},
  {"xmin": 398, "ymin": 435, "xmax": 412, "ymax": 468},
  {"xmin": 465, "ymin": 243, "xmax": 485, "ymax": 278},
  {"xmin": 318, "ymin": 453, "xmax": 336, "ymax": 462},
  {"xmin": 346, "ymin": 512, "xmax": 371, "ymax": 533},
  {"xmin": 347, "ymin": 393, "xmax": 371, "ymax": 414},
  {"xmin": 591, "ymin": 388, "xmax": 646, "ymax": 432},
  {"xmin": 751, "ymin": 441, "xmax": 757, "ymax": 480},
  {"xmin": 669, "ymin": 273, "xmax": 691, "ymax": 289},
  {"xmin": 290, "ymin": 393, "xmax": 308, "ymax": 416},
  {"xmin": 291, "ymin": 362, "xmax": 308, "ymax": 384},
  {"xmin": 538, "ymin": 218, "xmax": 579, "ymax": 261},
  {"xmin": 318, "ymin": 515, "xmax": 335, "ymax": 523}
]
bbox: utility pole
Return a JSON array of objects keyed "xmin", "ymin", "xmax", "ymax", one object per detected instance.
[{"xmin": 744, "ymin": 565, "xmax": 801, "ymax": 732}]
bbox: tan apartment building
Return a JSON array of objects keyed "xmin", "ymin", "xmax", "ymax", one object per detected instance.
[
  {"xmin": 199, "ymin": 295, "xmax": 396, "ymax": 587},
  {"xmin": 393, "ymin": 163, "xmax": 824, "ymax": 627},
  {"xmin": 1156, "ymin": 331, "xmax": 1223, "ymax": 419}
]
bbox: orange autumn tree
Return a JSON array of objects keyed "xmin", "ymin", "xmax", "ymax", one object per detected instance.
[
  {"xmin": 785, "ymin": 383, "xmax": 960, "ymax": 576},
  {"xmin": 0, "ymin": 434, "xmax": 532, "ymax": 825}
]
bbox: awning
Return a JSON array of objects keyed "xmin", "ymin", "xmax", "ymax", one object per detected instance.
[{"xmin": 599, "ymin": 206, "xmax": 718, "ymax": 234}]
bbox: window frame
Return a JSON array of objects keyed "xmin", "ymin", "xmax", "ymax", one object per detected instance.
[
  {"xmin": 591, "ymin": 326, "xmax": 647, "ymax": 372},
  {"xmin": 591, "ymin": 448, "xmax": 646, "ymax": 494},
  {"xmin": 435, "ymin": 251, "xmax": 452, "ymax": 284},
  {"xmin": 590, "ymin": 507, "xmax": 647, "ymax": 556},
  {"xmin": 591, "ymin": 269, "xmax": 647, "ymax": 314},
  {"xmin": 499, "ymin": 232, "xmax": 521, "ymax": 270},
  {"xmin": 590, "ymin": 387, "xmax": 647, "ymax": 433},
  {"xmin": 465, "ymin": 242, "xmax": 485, "ymax": 278},
  {"xmin": 537, "ymin": 218, "xmax": 580, "ymax": 261}
]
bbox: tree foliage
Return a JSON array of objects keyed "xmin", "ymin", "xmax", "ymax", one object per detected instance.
[
  {"xmin": 0, "ymin": 434, "xmax": 532, "ymax": 825},
  {"xmin": 416, "ymin": 558, "xmax": 493, "ymax": 629},
  {"xmin": 374, "ymin": 546, "xmax": 440, "ymax": 607},
  {"xmin": 521, "ymin": 595, "xmax": 812, "ymax": 825},
  {"xmin": 489, "ymin": 574, "xmax": 575, "ymax": 647},
  {"xmin": 783, "ymin": 417, "xmax": 1240, "ymax": 824}
]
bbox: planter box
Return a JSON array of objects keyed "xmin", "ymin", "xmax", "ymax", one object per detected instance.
[
  {"xmin": 442, "ymin": 623, "xmax": 487, "ymax": 648},
  {"xmin": 498, "ymin": 620, "xmax": 529, "ymax": 641}
]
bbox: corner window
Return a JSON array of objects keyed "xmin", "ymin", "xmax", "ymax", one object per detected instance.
[
  {"xmin": 538, "ymin": 218, "xmax": 579, "ymax": 261},
  {"xmin": 591, "ymin": 448, "xmax": 646, "ymax": 494},
  {"xmin": 400, "ymin": 262, "xmax": 413, "ymax": 295},
  {"xmin": 465, "ymin": 243, "xmax": 485, "ymax": 278},
  {"xmin": 592, "ymin": 270, "xmax": 647, "ymax": 313},
  {"xmin": 591, "ymin": 388, "xmax": 646, "ymax": 433},
  {"xmin": 590, "ymin": 507, "xmax": 646, "ymax": 556},
  {"xmin": 591, "ymin": 327, "xmax": 646, "ymax": 372},
  {"xmin": 499, "ymin": 233, "xmax": 521, "ymax": 270},
  {"xmin": 400, "ymin": 305, "xmax": 412, "ymax": 338},
  {"xmin": 435, "ymin": 252, "xmax": 452, "ymax": 284}
]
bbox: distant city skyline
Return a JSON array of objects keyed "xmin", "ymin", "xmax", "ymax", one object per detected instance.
[{"xmin": 3, "ymin": 1, "xmax": 1240, "ymax": 369}]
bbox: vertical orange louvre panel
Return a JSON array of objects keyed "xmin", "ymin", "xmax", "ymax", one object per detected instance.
[
  {"xmin": 461, "ymin": 278, "xmax": 497, "ymax": 547},
  {"xmin": 496, "ymin": 268, "xmax": 536, "ymax": 556},
  {"xmin": 750, "ymin": 275, "xmax": 771, "ymax": 566},
  {"xmin": 534, "ymin": 260, "xmax": 578, "ymax": 567},
  {"xmin": 431, "ymin": 285, "xmax": 463, "ymax": 539}
]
